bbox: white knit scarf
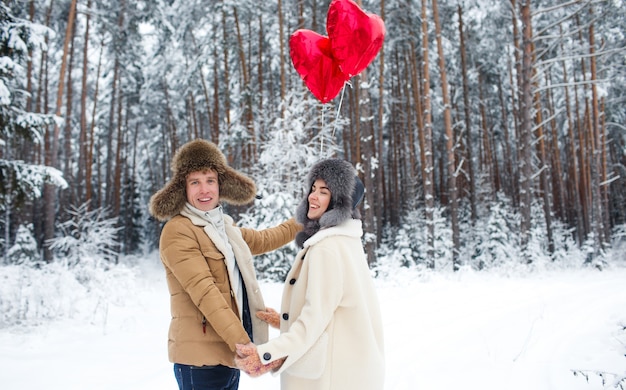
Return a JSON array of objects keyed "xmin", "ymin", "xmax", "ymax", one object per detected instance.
[{"xmin": 180, "ymin": 203, "xmax": 244, "ymax": 319}]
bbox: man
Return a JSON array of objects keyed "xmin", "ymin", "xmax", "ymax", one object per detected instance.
[{"xmin": 149, "ymin": 139, "xmax": 299, "ymax": 390}]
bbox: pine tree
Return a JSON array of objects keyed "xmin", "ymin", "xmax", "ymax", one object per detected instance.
[
  {"xmin": 0, "ymin": 3, "xmax": 66, "ymax": 262},
  {"xmin": 6, "ymin": 224, "xmax": 39, "ymax": 266}
]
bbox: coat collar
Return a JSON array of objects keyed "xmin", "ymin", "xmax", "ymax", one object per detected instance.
[{"xmin": 303, "ymin": 219, "xmax": 362, "ymax": 248}]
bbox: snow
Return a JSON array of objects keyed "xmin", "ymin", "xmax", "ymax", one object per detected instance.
[{"xmin": 1, "ymin": 258, "xmax": 625, "ymax": 390}]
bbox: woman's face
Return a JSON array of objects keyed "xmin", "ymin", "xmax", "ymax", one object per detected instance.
[{"xmin": 307, "ymin": 179, "xmax": 331, "ymax": 221}]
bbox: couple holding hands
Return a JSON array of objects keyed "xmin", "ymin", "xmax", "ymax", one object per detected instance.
[{"xmin": 149, "ymin": 139, "xmax": 384, "ymax": 390}]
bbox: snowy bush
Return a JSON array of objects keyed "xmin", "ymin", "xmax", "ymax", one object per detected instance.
[
  {"xmin": 377, "ymin": 226, "xmax": 415, "ymax": 269},
  {"xmin": 5, "ymin": 224, "xmax": 40, "ymax": 266},
  {"xmin": 0, "ymin": 261, "xmax": 136, "ymax": 329},
  {"xmin": 0, "ymin": 263, "xmax": 83, "ymax": 328},
  {"xmin": 375, "ymin": 205, "xmax": 453, "ymax": 272},
  {"xmin": 610, "ymin": 224, "xmax": 626, "ymax": 264},
  {"xmin": 0, "ymin": 203, "xmax": 137, "ymax": 329},
  {"xmin": 394, "ymin": 208, "xmax": 431, "ymax": 267},
  {"xmin": 469, "ymin": 195, "xmax": 519, "ymax": 271},
  {"xmin": 572, "ymin": 323, "xmax": 626, "ymax": 389},
  {"xmin": 48, "ymin": 203, "xmax": 120, "ymax": 267},
  {"xmin": 0, "ymin": 225, "xmax": 139, "ymax": 329},
  {"xmin": 373, "ymin": 225, "xmax": 431, "ymax": 283}
]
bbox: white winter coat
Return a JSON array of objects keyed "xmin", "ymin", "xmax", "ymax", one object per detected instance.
[{"xmin": 256, "ymin": 219, "xmax": 385, "ymax": 390}]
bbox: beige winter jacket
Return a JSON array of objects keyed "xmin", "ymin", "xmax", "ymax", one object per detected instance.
[
  {"xmin": 159, "ymin": 213, "xmax": 300, "ymax": 367},
  {"xmin": 256, "ymin": 219, "xmax": 385, "ymax": 390}
]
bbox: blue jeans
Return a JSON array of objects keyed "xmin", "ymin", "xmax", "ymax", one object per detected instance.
[{"xmin": 173, "ymin": 363, "xmax": 240, "ymax": 390}]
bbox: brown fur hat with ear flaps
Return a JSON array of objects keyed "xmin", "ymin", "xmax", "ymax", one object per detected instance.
[{"xmin": 149, "ymin": 139, "xmax": 256, "ymax": 221}]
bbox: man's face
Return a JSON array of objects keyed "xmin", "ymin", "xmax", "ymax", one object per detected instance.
[{"xmin": 186, "ymin": 169, "xmax": 220, "ymax": 211}]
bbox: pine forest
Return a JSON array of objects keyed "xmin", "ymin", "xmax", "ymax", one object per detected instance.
[{"xmin": 1, "ymin": 0, "xmax": 626, "ymax": 278}]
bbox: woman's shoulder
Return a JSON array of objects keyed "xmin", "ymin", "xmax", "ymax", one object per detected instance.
[{"xmin": 305, "ymin": 219, "xmax": 362, "ymax": 248}]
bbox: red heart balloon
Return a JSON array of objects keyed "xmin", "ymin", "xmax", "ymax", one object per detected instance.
[
  {"xmin": 327, "ymin": 0, "xmax": 385, "ymax": 78},
  {"xmin": 289, "ymin": 29, "xmax": 349, "ymax": 104}
]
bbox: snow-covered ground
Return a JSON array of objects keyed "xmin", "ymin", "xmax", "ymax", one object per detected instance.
[{"xmin": 1, "ymin": 259, "xmax": 625, "ymax": 390}]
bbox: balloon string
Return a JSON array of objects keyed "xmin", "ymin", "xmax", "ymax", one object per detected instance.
[
  {"xmin": 334, "ymin": 82, "xmax": 348, "ymax": 137},
  {"xmin": 321, "ymin": 81, "xmax": 349, "ymax": 155},
  {"xmin": 320, "ymin": 104, "xmax": 325, "ymax": 154}
]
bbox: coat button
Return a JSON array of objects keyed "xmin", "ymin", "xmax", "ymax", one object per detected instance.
[
  {"xmin": 289, "ymin": 278, "xmax": 296, "ymax": 285},
  {"xmin": 263, "ymin": 352, "xmax": 271, "ymax": 361},
  {"xmin": 282, "ymin": 313, "xmax": 289, "ymax": 320}
]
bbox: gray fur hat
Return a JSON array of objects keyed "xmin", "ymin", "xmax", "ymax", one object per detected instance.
[
  {"xmin": 295, "ymin": 158, "xmax": 364, "ymax": 247},
  {"xmin": 149, "ymin": 139, "xmax": 256, "ymax": 221}
]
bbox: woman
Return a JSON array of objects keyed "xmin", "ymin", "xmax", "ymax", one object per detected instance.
[{"xmin": 235, "ymin": 158, "xmax": 385, "ymax": 390}]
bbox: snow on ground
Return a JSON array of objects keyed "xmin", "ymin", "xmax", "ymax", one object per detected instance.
[{"xmin": 1, "ymin": 259, "xmax": 625, "ymax": 390}]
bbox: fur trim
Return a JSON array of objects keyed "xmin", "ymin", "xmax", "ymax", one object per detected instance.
[
  {"xmin": 149, "ymin": 139, "xmax": 256, "ymax": 221},
  {"xmin": 295, "ymin": 159, "xmax": 362, "ymax": 247}
]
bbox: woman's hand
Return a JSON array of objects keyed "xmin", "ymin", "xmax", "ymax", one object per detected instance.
[
  {"xmin": 235, "ymin": 343, "xmax": 284, "ymax": 377},
  {"xmin": 256, "ymin": 307, "xmax": 280, "ymax": 329}
]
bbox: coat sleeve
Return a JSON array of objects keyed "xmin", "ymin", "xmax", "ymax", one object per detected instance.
[
  {"xmin": 256, "ymin": 242, "xmax": 344, "ymax": 374},
  {"xmin": 160, "ymin": 219, "xmax": 251, "ymax": 350},
  {"xmin": 239, "ymin": 218, "xmax": 302, "ymax": 255}
]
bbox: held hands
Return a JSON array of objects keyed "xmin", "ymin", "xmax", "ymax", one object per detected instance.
[
  {"xmin": 235, "ymin": 342, "xmax": 284, "ymax": 377},
  {"xmin": 256, "ymin": 307, "xmax": 280, "ymax": 329}
]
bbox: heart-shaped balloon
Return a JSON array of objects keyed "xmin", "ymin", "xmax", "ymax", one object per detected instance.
[
  {"xmin": 327, "ymin": 0, "xmax": 385, "ymax": 78},
  {"xmin": 289, "ymin": 29, "xmax": 350, "ymax": 104}
]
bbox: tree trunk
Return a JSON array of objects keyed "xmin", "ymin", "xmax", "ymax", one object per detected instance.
[
  {"xmin": 478, "ymin": 72, "xmax": 495, "ymax": 199},
  {"xmin": 43, "ymin": 0, "xmax": 77, "ymax": 262},
  {"xmin": 509, "ymin": 0, "xmax": 521, "ymax": 209},
  {"xmin": 233, "ymin": 7, "xmax": 255, "ymax": 163},
  {"xmin": 212, "ymin": 50, "xmax": 221, "ymax": 143},
  {"xmin": 112, "ymin": 78, "xmax": 123, "ymax": 217},
  {"xmin": 432, "ymin": 0, "xmax": 459, "ymax": 270},
  {"xmin": 497, "ymin": 75, "xmax": 514, "ymax": 200},
  {"xmin": 26, "ymin": 0, "xmax": 35, "ymax": 111},
  {"xmin": 104, "ymin": 57, "xmax": 119, "ymax": 208},
  {"xmin": 62, "ymin": 16, "xmax": 77, "ymax": 214},
  {"xmin": 191, "ymin": 30, "xmax": 214, "ymax": 141},
  {"xmin": 545, "ymin": 70, "xmax": 565, "ymax": 223},
  {"xmin": 78, "ymin": 0, "xmax": 92, "ymax": 207},
  {"xmin": 560, "ymin": 28, "xmax": 584, "ymax": 243},
  {"xmin": 409, "ymin": 41, "xmax": 423, "ymax": 182},
  {"xmin": 221, "ymin": 7, "xmax": 231, "ymax": 133},
  {"xmin": 517, "ymin": 1, "xmax": 534, "ymax": 255},
  {"xmin": 258, "ymin": 14, "xmax": 264, "ymax": 113},
  {"xmin": 356, "ymin": 73, "xmax": 378, "ymax": 266},
  {"xmin": 277, "ymin": 0, "xmax": 286, "ymax": 116},
  {"xmin": 572, "ymin": 17, "xmax": 591, "ymax": 239},
  {"xmin": 587, "ymin": 8, "xmax": 606, "ymax": 254},
  {"xmin": 533, "ymin": 90, "xmax": 555, "ymax": 256},
  {"xmin": 600, "ymin": 96, "xmax": 610, "ymax": 240},
  {"xmin": 376, "ymin": 0, "xmax": 387, "ymax": 242},
  {"xmin": 421, "ymin": 0, "xmax": 435, "ymax": 265},
  {"xmin": 86, "ymin": 43, "xmax": 104, "ymax": 209},
  {"xmin": 458, "ymin": 5, "xmax": 477, "ymax": 222}
]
